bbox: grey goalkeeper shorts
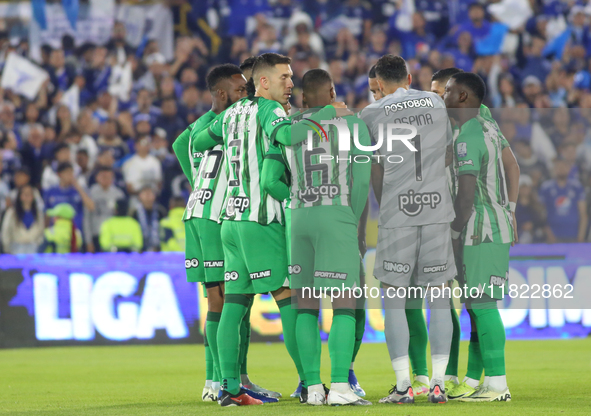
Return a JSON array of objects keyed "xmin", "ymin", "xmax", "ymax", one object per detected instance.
[{"xmin": 374, "ymin": 223, "xmax": 456, "ymax": 287}]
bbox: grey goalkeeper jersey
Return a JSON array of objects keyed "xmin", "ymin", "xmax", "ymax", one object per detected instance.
[{"xmin": 358, "ymin": 87, "xmax": 454, "ymax": 228}]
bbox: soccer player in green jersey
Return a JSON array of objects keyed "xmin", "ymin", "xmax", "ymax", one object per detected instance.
[
  {"xmin": 431, "ymin": 68, "xmax": 520, "ymax": 399},
  {"xmin": 172, "ymin": 64, "xmax": 253, "ymax": 402},
  {"xmin": 192, "ymin": 53, "xmax": 351, "ymax": 406},
  {"xmin": 262, "ymin": 69, "xmax": 372, "ymax": 406},
  {"xmin": 444, "ymin": 72, "xmax": 513, "ymax": 402}
]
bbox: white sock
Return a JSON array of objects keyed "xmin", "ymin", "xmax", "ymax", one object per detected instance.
[
  {"xmin": 212, "ymin": 381, "xmax": 220, "ymax": 392},
  {"xmin": 415, "ymin": 375, "xmax": 429, "ymax": 385},
  {"xmin": 350, "ymin": 362, "xmax": 355, "ymax": 370},
  {"xmin": 431, "ymin": 354, "xmax": 448, "ymax": 386},
  {"xmin": 309, "ymin": 383, "xmax": 324, "ymax": 394},
  {"xmin": 444, "ymin": 375, "xmax": 459, "ymax": 384},
  {"xmin": 483, "ymin": 376, "xmax": 490, "ymax": 387},
  {"xmin": 205, "ymin": 380, "xmax": 212, "ymax": 388},
  {"xmin": 391, "ymin": 356, "xmax": 411, "ymax": 389},
  {"xmin": 463, "ymin": 376, "xmax": 480, "ymax": 389},
  {"xmin": 488, "ymin": 375, "xmax": 507, "ymax": 391},
  {"xmin": 330, "ymin": 382, "xmax": 350, "ymax": 393}
]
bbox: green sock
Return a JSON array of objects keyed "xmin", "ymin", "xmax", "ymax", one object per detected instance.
[
  {"xmin": 471, "ymin": 303, "xmax": 506, "ymax": 376},
  {"xmin": 277, "ymin": 296, "xmax": 305, "ymax": 381},
  {"xmin": 329, "ymin": 309, "xmax": 355, "ymax": 383},
  {"xmin": 296, "ymin": 309, "xmax": 321, "ymax": 386},
  {"xmin": 466, "ymin": 309, "xmax": 484, "ymax": 381},
  {"xmin": 405, "ymin": 305, "xmax": 428, "ymax": 377},
  {"xmin": 351, "ymin": 308, "xmax": 365, "ymax": 364},
  {"xmin": 445, "ymin": 305, "xmax": 461, "ymax": 377},
  {"xmin": 204, "ymin": 330, "xmax": 213, "ymax": 381},
  {"xmin": 206, "ymin": 311, "xmax": 222, "ymax": 383},
  {"xmin": 218, "ymin": 294, "xmax": 250, "ymax": 395},
  {"xmin": 239, "ymin": 299, "xmax": 253, "ymax": 377}
]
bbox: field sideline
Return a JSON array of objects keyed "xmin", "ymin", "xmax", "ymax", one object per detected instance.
[{"xmin": 0, "ymin": 339, "xmax": 589, "ymax": 415}]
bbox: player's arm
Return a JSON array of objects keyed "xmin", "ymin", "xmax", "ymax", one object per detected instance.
[
  {"xmin": 577, "ymin": 195, "xmax": 588, "ymax": 242},
  {"xmin": 350, "ymin": 118, "xmax": 371, "ymax": 221},
  {"xmin": 358, "ymin": 200, "xmax": 369, "ymax": 258},
  {"xmin": 193, "ymin": 115, "xmax": 224, "ymax": 152},
  {"xmin": 502, "ymin": 145, "xmax": 520, "ymax": 245},
  {"xmin": 371, "ymin": 163, "xmax": 383, "ymax": 207},
  {"xmin": 445, "ymin": 119, "xmax": 454, "ymax": 167},
  {"xmin": 262, "ymin": 144, "xmax": 290, "ymax": 201},
  {"xmin": 172, "ymin": 128, "xmax": 193, "ymax": 186}
]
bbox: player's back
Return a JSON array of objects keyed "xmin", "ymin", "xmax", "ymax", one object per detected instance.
[
  {"xmin": 359, "ymin": 88, "xmax": 454, "ymax": 228},
  {"xmin": 219, "ymin": 96, "xmax": 285, "ymax": 224}
]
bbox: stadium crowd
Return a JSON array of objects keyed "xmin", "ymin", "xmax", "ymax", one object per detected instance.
[{"xmin": 1, "ymin": 0, "xmax": 591, "ymax": 254}]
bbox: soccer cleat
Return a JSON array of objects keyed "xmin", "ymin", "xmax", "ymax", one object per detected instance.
[
  {"xmin": 241, "ymin": 387, "xmax": 279, "ymax": 403},
  {"xmin": 448, "ymin": 381, "xmax": 477, "ymax": 400},
  {"xmin": 327, "ymin": 384, "xmax": 372, "ymax": 406},
  {"xmin": 219, "ymin": 390, "xmax": 263, "ymax": 406},
  {"xmin": 202, "ymin": 386, "xmax": 216, "ymax": 402},
  {"xmin": 291, "ymin": 381, "xmax": 303, "ymax": 398},
  {"xmin": 411, "ymin": 379, "xmax": 429, "ymax": 396},
  {"xmin": 444, "ymin": 379, "xmax": 458, "ymax": 394},
  {"xmin": 428, "ymin": 381, "xmax": 447, "ymax": 403},
  {"xmin": 348, "ymin": 369, "xmax": 366, "ymax": 397},
  {"xmin": 379, "ymin": 384, "xmax": 415, "ymax": 404},
  {"xmin": 242, "ymin": 382, "xmax": 282, "ymax": 399},
  {"xmin": 306, "ymin": 384, "xmax": 327, "ymax": 406},
  {"xmin": 298, "ymin": 386, "xmax": 308, "ymax": 404},
  {"xmin": 458, "ymin": 386, "xmax": 511, "ymax": 402}
]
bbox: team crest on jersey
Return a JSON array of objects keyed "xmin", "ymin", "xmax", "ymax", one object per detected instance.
[
  {"xmin": 274, "ymin": 108, "xmax": 287, "ymax": 118},
  {"xmin": 457, "ymin": 142, "xmax": 467, "ymax": 158},
  {"xmin": 398, "ymin": 190, "xmax": 442, "ymax": 216}
]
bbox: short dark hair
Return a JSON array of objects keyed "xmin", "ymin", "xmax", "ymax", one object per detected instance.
[
  {"xmin": 469, "ymin": 2, "xmax": 484, "ymax": 11},
  {"xmin": 451, "ymin": 72, "xmax": 487, "ymax": 103},
  {"xmin": 206, "ymin": 64, "xmax": 243, "ymax": 92},
  {"xmin": 57, "ymin": 162, "xmax": 73, "ymax": 173},
  {"xmin": 432, "ymin": 67, "xmax": 464, "ymax": 83},
  {"xmin": 54, "ymin": 143, "xmax": 70, "ymax": 156},
  {"xmin": 251, "ymin": 53, "xmax": 292, "ymax": 82},
  {"xmin": 368, "ymin": 65, "xmax": 377, "ymax": 79},
  {"xmin": 240, "ymin": 56, "xmax": 257, "ymax": 72},
  {"xmin": 169, "ymin": 196, "xmax": 185, "ymax": 209},
  {"xmin": 115, "ymin": 198, "xmax": 129, "ymax": 216},
  {"xmin": 302, "ymin": 69, "xmax": 332, "ymax": 96},
  {"xmin": 96, "ymin": 166, "xmax": 113, "ymax": 175},
  {"xmin": 374, "ymin": 55, "xmax": 408, "ymax": 84}
]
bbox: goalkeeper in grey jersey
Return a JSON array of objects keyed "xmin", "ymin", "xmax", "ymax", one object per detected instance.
[{"xmin": 358, "ymin": 55, "xmax": 455, "ymax": 404}]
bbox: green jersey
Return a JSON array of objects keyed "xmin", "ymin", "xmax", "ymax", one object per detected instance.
[
  {"xmin": 447, "ymin": 104, "xmax": 509, "ymax": 202},
  {"xmin": 266, "ymin": 111, "xmax": 371, "ymax": 210},
  {"xmin": 185, "ymin": 110, "xmax": 228, "ymax": 222},
  {"xmin": 455, "ymin": 116, "xmax": 514, "ymax": 246},
  {"xmin": 207, "ymin": 96, "xmax": 291, "ymax": 224}
]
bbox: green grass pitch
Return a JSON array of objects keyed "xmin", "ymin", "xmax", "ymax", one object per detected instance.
[{"xmin": 1, "ymin": 339, "xmax": 590, "ymax": 415}]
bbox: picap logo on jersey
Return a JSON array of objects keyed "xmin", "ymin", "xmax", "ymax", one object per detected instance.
[
  {"xmin": 398, "ymin": 190, "xmax": 442, "ymax": 216},
  {"xmin": 250, "ymin": 270, "xmax": 271, "ymax": 280},
  {"xmin": 185, "ymin": 258, "xmax": 199, "ymax": 269},
  {"xmin": 225, "ymin": 271, "xmax": 239, "ymax": 281},
  {"xmin": 383, "ymin": 261, "xmax": 411, "ymax": 274},
  {"xmin": 298, "ymin": 184, "xmax": 340, "ymax": 203},
  {"xmin": 226, "ymin": 196, "xmax": 250, "ymax": 217}
]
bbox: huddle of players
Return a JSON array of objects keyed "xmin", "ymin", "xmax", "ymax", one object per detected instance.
[{"xmin": 173, "ymin": 51, "xmax": 518, "ymax": 406}]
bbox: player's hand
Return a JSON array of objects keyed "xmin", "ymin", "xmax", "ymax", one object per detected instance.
[
  {"xmin": 452, "ymin": 237, "xmax": 462, "ymax": 263},
  {"xmin": 511, "ymin": 211, "xmax": 518, "ymax": 246},
  {"xmin": 358, "ymin": 233, "xmax": 367, "ymax": 258},
  {"xmin": 331, "ymin": 101, "xmax": 353, "ymax": 117}
]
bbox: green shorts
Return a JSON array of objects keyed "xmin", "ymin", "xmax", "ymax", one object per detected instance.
[
  {"xmin": 220, "ymin": 220, "xmax": 289, "ymax": 295},
  {"xmin": 461, "ymin": 242, "xmax": 510, "ymax": 302},
  {"xmin": 184, "ymin": 218, "xmax": 225, "ymax": 283},
  {"xmin": 288, "ymin": 205, "xmax": 360, "ymax": 290}
]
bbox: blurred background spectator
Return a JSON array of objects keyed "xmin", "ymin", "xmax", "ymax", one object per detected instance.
[
  {"xmin": 1, "ymin": 184, "xmax": 44, "ymax": 254},
  {"xmin": 0, "ymin": 0, "xmax": 590, "ymax": 250},
  {"xmin": 99, "ymin": 198, "xmax": 143, "ymax": 253}
]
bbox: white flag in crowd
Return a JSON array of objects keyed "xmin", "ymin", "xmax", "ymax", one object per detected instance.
[
  {"xmin": 60, "ymin": 83, "xmax": 80, "ymax": 121},
  {"xmin": 1, "ymin": 53, "xmax": 49, "ymax": 100},
  {"xmin": 109, "ymin": 61, "xmax": 133, "ymax": 102}
]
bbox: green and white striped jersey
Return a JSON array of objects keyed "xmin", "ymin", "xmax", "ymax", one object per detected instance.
[
  {"xmin": 447, "ymin": 104, "xmax": 509, "ymax": 203},
  {"xmin": 455, "ymin": 116, "xmax": 514, "ymax": 246},
  {"xmin": 185, "ymin": 110, "xmax": 229, "ymax": 222},
  {"xmin": 182, "ymin": 110, "xmax": 216, "ymax": 221},
  {"xmin": 207, "ymin": 96, "xmax": 290, "ymax": 224},
  {"xmin": 266, "ymin": 111, "xmax": 371, "ymax": 209}
]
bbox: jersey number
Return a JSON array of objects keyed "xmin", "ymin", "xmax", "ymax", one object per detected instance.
[
  {"xmin": 411, "ymin": 135, "xmax": 422, "ymax": 181},
  {"xmin": 304, "ymin": 148, "xmax": 329, "ymax": 186},
  {"xmin": 201, "ymin": 150, "xmax": 223, "ymax": 179},
  {"xmin": 228, "ymin": 139, "xmax": 241, "ymax": 187}
]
